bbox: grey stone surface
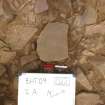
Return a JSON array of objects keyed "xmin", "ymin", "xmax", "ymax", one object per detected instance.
[
  {"xmin": 77, "ymin": 68, "xmax": 93, "ymax": 91},
  {"xmin": 34, "ymin": 0, "xmax": 48, "ymax": 14},
  {"xmin": 76, "ymin": 93, "xmax": 104, "ymax": 105},
  {"xmin": 0, "ymin": 64, "xmax": 6, "ymax": 77},
  {"xmin": 0, "ymin": 50, "xmax": 16, "ymax": 64},
  {"xmin": 5, "ymin": 23, "xmax": 37, "ymax": 50},
  {"xmin": 37, "ymin": 22, "xmax": 69, "ymax": 61}
]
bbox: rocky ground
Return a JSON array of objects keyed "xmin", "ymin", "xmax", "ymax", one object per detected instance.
[{"xmin": 0, "ymin": 0, "xmax": 105, "ymax": 105}]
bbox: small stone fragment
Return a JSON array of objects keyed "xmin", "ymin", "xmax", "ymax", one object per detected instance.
[
  {"xmin": 0, "ymin": 64, "xmax": 6, "ymax": 77},
  {"xmin": 37, "ymin": 22, "xmax": 69, "ymax": 61},
  {"xmin": 86, "ymin": 21, "xmax": 105, "ymax": 35},
  {"xmin": 34, "ymin": 0, "xmax": 48, "ymax": 14},
  {"xmin": 20, "ymin": 51, "xmax": 37, "ymax": 66},
  {"xmin": 4, "ymin": 99, "xmax": 16, "ymax": 105},
  {"xmin": 13, "ymin": 77, "xmax": 18, "ymax": 90},
  {"xmin": 77, "ymin": 68, "xmax": 93, "ymax": 91},
  {"xmin": 76, "ymin": 93, "xmax": 104, "ymax": 105},
  {"xmin": 96, "ymin": 0, "xmax": 105, "ymax": 22},
  {"xmin": 73, "ymin": 6, "xmax": 97, "ymax": 27},
  {"xmin": 21, "ymin": 60, "xmax": 41, "ymax": 72},
  {"xmin": 48, "ymin": 0, "xmax": 72, "ymax": 16},
  {"xmin": 0, "ymin": 77, "xmax": 9, "ymax": 85},
  {"xmin": 88, "ymin": 56, "xmax": 105, "ymax": 79},
  {"xmin": 5, "ymin": 23, "xmax": 37, "ymax": 50},
  {"xmin": 82, "ymin": 6, "xmax": 97, "ymax": 25},
  {"xmin": 0, "ymin": 50, "xmax": 16, "ymax": 64}
]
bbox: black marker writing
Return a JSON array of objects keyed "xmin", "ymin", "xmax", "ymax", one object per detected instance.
[
  {"xmin": 54, "ymin": 78, "xmax": 70, "ymax": 86},
  {"xmin": 47, "ymin": 90, "xmax": 65, "ymax": 98},
  {"xmin": 26, "ymin": 78, "xmax": 47, "ymax": 85}
]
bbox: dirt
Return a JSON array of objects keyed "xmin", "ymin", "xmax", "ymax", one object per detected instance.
[{"xmin": 0, "ymin": 0, "xmax": 105, "ymax": 105}]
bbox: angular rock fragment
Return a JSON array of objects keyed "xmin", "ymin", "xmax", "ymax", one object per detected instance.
[
  {"xmin": 96, "ymin": 0, "xmax": 105, "ymax": 22},
  {"xmin": 76, "ymin": 93, "xmax": 104, "ymax": 105},
  {"xmin": 21, "ymin": 60, "xmax": 41, "ymax": 72},
  {"xmin": 88, "ymin": 56, "xmax": 105, "ymax": 79},
  {"xmin": 13, "ymin": 77, "xmax": 18, "ymax": 90},
  {"xmin": 73, "ymin": 6, "xmax": 97, "ymax": 27},
  {"xmin": 37, "ymin": 22, "xmax": 69, "ymax": 61},
  {"xmin": 0, "ymin": 77, "xmax": 9, "ymax": 85},
  {"xmin": 86, "ymin": 21, "xmax": 105, "ymax": 35},
  {"xmin": 77, "ymin": 68, "xmax": 93, "ymax": 91},
  {"xmin": 4, "ymin": 99, "xmax": 16, "ymax": 105},
  {"xmin": 82, "ymin": 6, "xmax": 97, "ymax": 25},
  {"xmin": 0, "ymin": 50, "xmax": 16, "ymax": 64},
  {"xmin": 0, "ymin": 64, "xmax": 6, "ymax": 77},
  {"xmin": 48, "ymin": 0, "xmax": 72, "ymax": 16},
  {"xmin": 34, "ymin": 0, "xmax": 48, "ymax": 14},
  {"xmin": 20, "ymin": 51, "xmax": 37, "ymax": 66},
  {"xmin": 5, "ymin": 23, "xmax": 37, "ymax": 50}
]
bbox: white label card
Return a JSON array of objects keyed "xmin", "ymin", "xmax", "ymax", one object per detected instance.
[{"xmin": 18, "ymin": 73, "xmax": 76, "ymax": 105}]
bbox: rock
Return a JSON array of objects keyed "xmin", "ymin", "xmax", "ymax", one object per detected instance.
[
  {"xmin": 81, "ymin": 6, "xmax": 97, "ymax": 25},
  {"xmin": 21, "ymin": 60, "xmax": 41, "ymax": 72},
  {"xmin": 77, "ymin": 68, "xmax": 93, "ymax": 91},
  {"xmin": 20, "ymin": 51, "xmax": 37, "ymax": 66},
  {"xmin": 5, "ymin": 23, "xmax": 37, "ymax": 50},
  {"xmin": 2, "ymin": 0, "xmax": 26, "ymax": 14},
  {"xmin": 96, "ymin": 0, "xmax": 105, "ymax": 22},
  {"xmin": 37, "ymin": 22, "xmax": 69, "ymax": 61},
  {"xmin": 83, "ymin": 28, "xmax": 105, "ymax": 52},
  {"xmin": 0, "ymin": 77, "xmax": 9, "ymax": 85},
  {"xmin": 0, "ymin": 85, "xmax": 7, "ymax": 96},
  {"xmin": 0, "ymin": 40, "xmax": 7, "ymax": 48},
  {"xmin": 13, "ymin": 77, "xmax": 18, "ymax": 90},
  {"xmin": 73, "ymin": 6, "xmax": 97, "ymax": 27},
  {"xmin": 0, "ymin": 64, "xmax": 6, "ymax": 77},
  {"xmin": 0, "ymin": 50, "xmax": 16, "ymax": 64},
  {"xmin": 86, "ymin": 21, "xmax": 105, "ymax": 35},
  {"xmin": 34, "ymin": 0, "xmax": 48, "ymax": 14},
  {"xmin": 4, "ymin": 99, "xmax": 16, "ymax": 105},
  {"xmin": 76, "ymin": 93, "xmax": 103, "ymax": 105},
  {"xmin": 88, "ymin": 56, "xmax": 105, "ymax": 79},
  {"xmin": 48, "ymin": 0, "xmax": 72, "ymax": 16}
]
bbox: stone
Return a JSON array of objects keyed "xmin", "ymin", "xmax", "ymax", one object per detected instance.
[
  {"xmin": 34, "ymin": 0, "xmax": 48, "ymax": 14},
  {"xmin": 73, "ymin": 6, "xmax": 97, "ymax": 27},
  {"xmin": 77, "ymin": 68, "xmax": 93, "ymax": 91},
  {"xmin": 21, "ymin": 60, "xmax": 41, "ymax": 72},
  {"xmin": 48, "ymin": 0, "xmax": 72, "ymax": 16},
  {"xmin": 4, "ymin": 99, "xmax": 16, "ymax": 105},
  {"xmin": 5, "ymin": 23, "xmax": 37, "ymax": 50},
  {"xmin": 96, "ymin": 0, "xmax": 105, "ymax": 22},
  {"xmin": 0, "ymin": 50, "xmax": 16, "ymax": 64},
  {"xmin": 84, "ymin": 27, "xmax": 105, "ymax": 52},
  {"xmin": 88, "ymin": 56, "xmax": 105, "ymax": 79},
  {"xmin": 37, "ymin": 22, "xmax": 69, "ymax": 61},
  {"xmin": 20, "ymin": 51, "xmax": 37, "ymax": 66},
  {"xmin": 0, "ymin": 77, "xmax": 9, "ymax": 85},
  {"xmin": 13, "ymin": 77, "xmax": 18, "ymax": 90},
  {"xmin": 86, "ymin": 21, "xmax": 105, "ymax": 35},
  {"xmin": 0, "ymin": 40, "xmax": 7, "ymax": 48},
  {"xmin": 0, "ymin": 64, "xmax": 6, "ymax": 77},
  {"xmin": 76, "ymin": 93, "xmax": 104, "ymax": 105},
  {"xmin": 81, "ymin": 6, "xmax": 97, "ymax": 25}
]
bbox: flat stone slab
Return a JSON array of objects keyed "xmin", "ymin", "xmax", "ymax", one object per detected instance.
[
  {"xmin": 77, "ymin": 68, "xmax": 93, "ymax": 91},
  {"xmin": 76, "ymin": 93, "xmax": 103, "ymax": 105},
  {"xmin": 34, "ymin": 0, "xmax": 48, "ymax": 14},
  {"xmin": 86, "ymin": 21, "xmax": 105, "ymax": 35},
  {"xmin": 5, "ymin": 23, "xmax": 37, "ymax": 50},
  {"xmin": 73, "ymin": 6, "xmax": 97, "ymax": 27},
  {"xmin": 89, "ymin": 56, "xmax": 105, "ymax": 79},
  {"xmin": 0, "ymin": 50, "xmax": 16, "ymax": 64},
  {"xmin": 37, "ymin": 22, "xmax": 69, "ymax": 61}
]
